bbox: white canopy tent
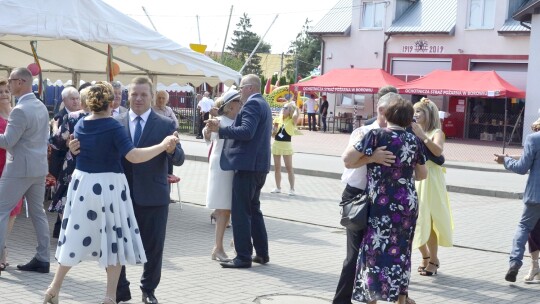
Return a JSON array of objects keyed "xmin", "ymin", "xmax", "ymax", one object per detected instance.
[{"xmin": 0, "ymin": 0, "xmax": 241, "ymax": 87}]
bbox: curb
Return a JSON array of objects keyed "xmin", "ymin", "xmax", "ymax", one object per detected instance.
[{"xmin": 184, "ymin": 154, "xmax": 523, "ymax": 199}]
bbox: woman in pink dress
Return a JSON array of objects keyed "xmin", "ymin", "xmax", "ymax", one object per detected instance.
[{"xmin": 0, "ymin": 79, "xmax": 23, "ymax": 270}]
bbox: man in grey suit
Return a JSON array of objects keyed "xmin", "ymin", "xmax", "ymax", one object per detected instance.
[
  {"xmin": 206, "ymin": 74, "xmax": 272, "ymax": 269},
  {"xmin": 0, "ymin": 68, "xmax": 50, "ymax": 275}
]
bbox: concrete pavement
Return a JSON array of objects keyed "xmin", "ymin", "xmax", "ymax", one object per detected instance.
[{"xmin": 1, "ymin": 156, "xmax": 537, "ymax": 303}]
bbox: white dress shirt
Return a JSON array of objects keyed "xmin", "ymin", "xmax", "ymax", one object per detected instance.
[{"xmin": 341, "ymin": 121, "xmax": 380, "ymax": 190}]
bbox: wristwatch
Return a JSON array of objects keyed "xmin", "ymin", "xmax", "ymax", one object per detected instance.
[{"xmin": 423, "ymin": 138, "xmax": 429, "ymax": 144}]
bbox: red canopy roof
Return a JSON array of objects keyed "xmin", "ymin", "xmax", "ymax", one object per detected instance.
[
  {"xmin": 398, "ymin": 70, "xmax": 525, "ymax": 98},
  {"xmin": 292, "ymin": 68, "xmax": 406, "ymax": 94}
]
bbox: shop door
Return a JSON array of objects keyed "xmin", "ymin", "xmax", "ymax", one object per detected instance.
[{"xmin": 443, "ymin": 97, "xmax": 466, "ymax": 139}]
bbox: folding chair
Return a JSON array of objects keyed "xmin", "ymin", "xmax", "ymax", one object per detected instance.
[{"xmin": 167, "ymin": 174, "xmax": 182, "ymax": 209}]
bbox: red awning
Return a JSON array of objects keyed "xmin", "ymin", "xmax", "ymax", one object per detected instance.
[
  {"xmin": 398, "ymin": 70, "xmax": 525, "ymax": 98},
  {"xmin": 292, "ymin": 68, "xmax": 406, "ymax": 94}
]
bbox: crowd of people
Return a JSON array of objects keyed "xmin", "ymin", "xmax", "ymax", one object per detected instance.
[
  {"xmin": 0, "ymin": 68, "xmax": 538, "ymax": 304},
  {"xmin": 0, "ymin": 68, "xmax": 185, "ymax": 304}
]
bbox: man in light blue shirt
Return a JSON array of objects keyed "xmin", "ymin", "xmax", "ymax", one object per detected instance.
[{"xmin": 495, "ymin": 127, "xmax": 540, "ymax": 282}]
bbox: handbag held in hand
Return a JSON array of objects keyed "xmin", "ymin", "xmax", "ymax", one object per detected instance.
[{"xmin": 339, "ymin": 192, "xmax": 370, "ymax": 231}]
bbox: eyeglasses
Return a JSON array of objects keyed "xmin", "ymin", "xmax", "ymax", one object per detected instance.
[
  {"xmin": 283, "ymin": 107, "xmax": 290, "ymax": 110},
  {"xmin": 8, "ymin": 78, "xmax": 25, "ymax": 83},
  {"xmin": 238, "ymin": 84, "xmax": 253, "ymax": 90}
]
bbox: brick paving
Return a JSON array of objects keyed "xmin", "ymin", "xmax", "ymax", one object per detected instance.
[{"xmin": 2, "ymin": 158, "xmax": 537, "ymax": 304}]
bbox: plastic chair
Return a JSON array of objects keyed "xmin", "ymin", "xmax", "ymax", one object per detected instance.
[{"xmin": 167, "ymin": 174, "xmax": 182, "ymax": 209}]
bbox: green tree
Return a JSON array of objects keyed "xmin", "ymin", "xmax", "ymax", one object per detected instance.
[
  {"xmin": 285, "ymin": 18, "xmax": 321, "ymax": 82},
  {"xmin": 226, "ymin": 13, "xmax": 271, "ymax": 75}
]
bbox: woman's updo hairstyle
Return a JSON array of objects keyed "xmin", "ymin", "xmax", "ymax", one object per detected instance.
[{"xmin": 87, "ymin": 81, "xmax": 114, "ymax": 112}]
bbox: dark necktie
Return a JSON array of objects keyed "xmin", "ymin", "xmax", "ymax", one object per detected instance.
[{"xmin": 133, "ymin": 116, "xmax": 142, "ymax": 147}]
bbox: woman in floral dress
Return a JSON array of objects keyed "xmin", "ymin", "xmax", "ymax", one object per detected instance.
[
  {"xmin": 343, "ymin": 93, "xmax": 427, "ymax": 304},
  {"xmin": 48, "ymin": 87, "xmax": 90, "ymax": 214}
]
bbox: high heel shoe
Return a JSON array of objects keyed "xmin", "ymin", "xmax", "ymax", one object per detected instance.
[
  {"xmin": 417, "ymin": 256, "xmax": 430, "ymax": 272},
  {"xmin": 211, "ymin": 250, "xmax": 230, "ymax": 262},
  {"xmin": 419, "ymin": 261, "xmax": 439, "ymax": 276},
  {"xmin": 100, "ymin": 296, "xmax": 116, "ymax": 304},
  {"xmin": 524, "ymin": 259, "xmax": 540, "ymax": 283},
  {"xmin": 43, "ymin": 287, "xmax": 59, "ymax": 304}
]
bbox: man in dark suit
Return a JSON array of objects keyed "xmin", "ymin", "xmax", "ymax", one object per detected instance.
[
  {"xmin": 206, "ymin": 74, "xmax": 272, "ymax": 269},
  {"xmin": 116, "ymin": 77, "xmax": 185, "ymax": 303}
]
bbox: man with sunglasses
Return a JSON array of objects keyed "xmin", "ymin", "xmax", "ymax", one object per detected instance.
[{"xmin": 0, "ymin": 68, "xmax": 51, "ymax": 275}]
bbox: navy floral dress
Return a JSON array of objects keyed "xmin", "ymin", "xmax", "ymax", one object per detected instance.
[
  {"xmin": 352, "ymin": 128, "xmax": 425, "ymax": 303},
  {"xmin": 48, "ymin": 111, "xmax": 88, "ymax": 213}
]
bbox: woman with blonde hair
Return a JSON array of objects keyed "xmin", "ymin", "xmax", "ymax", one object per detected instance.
[
  {"xmin": 270, "ymin": 100, "xmax": 299, "ymax": 196},
  {"xmin": 411, "ymin": 97, "xmax": 453, "ymax": 276},
  {"xmin": 203, "ymin": 90, "xmax": 243, "ymax": 261}
]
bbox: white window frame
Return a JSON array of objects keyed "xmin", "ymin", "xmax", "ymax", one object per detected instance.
[
  {"xmin": 467, "ymin": 0, "xmax": 496, "ymax": 29},
  {"xmin": 360, "ymin": 1, "xmax": 385, "ymax": 29}
]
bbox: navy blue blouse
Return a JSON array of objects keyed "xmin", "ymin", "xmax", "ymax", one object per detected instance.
[{"xmin": 74, "ymin": 117, "xmax": 134, "ymax": 173}]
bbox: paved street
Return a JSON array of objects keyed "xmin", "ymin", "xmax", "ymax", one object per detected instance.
[{"xmin": 1, "ymin": 155, "xmax": 537, "ymax": 303}]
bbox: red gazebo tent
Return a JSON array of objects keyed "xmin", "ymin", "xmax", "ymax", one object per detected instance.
[
  {"xmin": 398, "ymin": 70, "xmax": 525, "ymax": 98},
  {"xmin": 398, "ymin": 70, "xmax": 526, "ymax": 149},
  {"xmin": 292, "ymin": 68, "xmax": 406, "ymax": 93}
]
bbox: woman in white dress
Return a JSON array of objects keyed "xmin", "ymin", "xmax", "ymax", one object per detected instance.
[{"xmin": 203, "ymin": 90, "xmax": 243, "ymax": 262}]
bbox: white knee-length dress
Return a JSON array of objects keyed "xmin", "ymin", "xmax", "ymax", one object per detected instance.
[{"xmin": 205, "ymin": 116, "xmax": 235, "ymax": 210}]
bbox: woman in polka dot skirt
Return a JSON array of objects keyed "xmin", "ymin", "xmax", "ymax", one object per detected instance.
[{"xmin": 43, "ymin": 82, "xmax": 178, "ymax": 304}]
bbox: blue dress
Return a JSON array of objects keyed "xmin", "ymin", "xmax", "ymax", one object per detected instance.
[
  {"xmin": 55, "ymin": 117, "xmax": 147, "ymax": 268},
  {"xmin": 352, "ymin": 128, "xmax": 425, "ymax": 303}
]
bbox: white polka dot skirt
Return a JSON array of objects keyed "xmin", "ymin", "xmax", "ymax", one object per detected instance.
[{"xmin": 55, "ymin": 169, "xmax": 147, "ymax": 268}]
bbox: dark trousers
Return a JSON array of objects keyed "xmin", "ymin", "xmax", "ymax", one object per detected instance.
[
  {"xmin": 322, "ymin": 115, "xmax": 328, "ymax": 132},
  {"xmin": 231, "ymin": 170, "xmax": 269, "ymax": 261},
  {"xmin": 118, "ymin": 203, "xmax": 169, "ymax": 293},
  {"xmin": 307, "ymin": 113, "xmax": 317, "ymax": 131},
  {"xmin": 333, "ymin": 184, "xmax": 365, "ymax": 304},
  {"xmin": 198, "ymin": 112, "xmax": 209, "ymax": 136}
]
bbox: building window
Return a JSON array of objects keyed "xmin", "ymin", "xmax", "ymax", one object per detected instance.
[
  {"xmin": 468, "ymin": 0, "xmax": 495, "ymax": 29},
  {"xmin": 361, "ymin": 2, "xmax": 385, "ymax": 28}
]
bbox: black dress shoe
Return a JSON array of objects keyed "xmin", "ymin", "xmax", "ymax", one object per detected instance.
[
  {"xmin": 505, "ymin": 266, "xmax": 520, "ymax": 282},
  {"xmin": 116, "ymin": 288, "xmax": 132, "ymax": 303},
  {"xmin": 220, "ymin": 259, "xmax": 252, "ymax": 268},
  {"xmin": 17, "ymin": 257, "xmax": 50, "ymax": 273},
  {"xmin": 252, "ymin": 255, "xmax": 270, "ymax": 265},
  {"xmin": 142, "ymin": 290, "xmax": 158, "ymax": 304}
]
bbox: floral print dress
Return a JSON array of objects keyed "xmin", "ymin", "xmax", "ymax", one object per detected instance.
[
  {"xmin": 48, "ymin": 111, "xmax": 88, "ymax": 213},
  {"xmin": 352, "ymin": 128, "xmax": 425, "ymax": 303}
]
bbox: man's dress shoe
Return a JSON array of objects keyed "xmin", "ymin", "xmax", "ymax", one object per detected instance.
[
  {"xmin": 142, "ymin": 290, "xmax": 158, "ymax": 304},
  {"xmin": 17, "ymin": 257, "xmax": 50, "ymax": 273},
  {"xmin": 252, "ymin": 255, "xmax": 270, "ymax": 264},
  {"xmin": 505, "ymin": 265, "xmax": 520, "ymax": 282},
  {"xmin": 220, "ymin": 258, "xmax": 252, "ymax": 268}
]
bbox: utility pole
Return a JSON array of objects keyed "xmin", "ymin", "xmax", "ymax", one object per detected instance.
[
  {"xmin": 220, "ymin": 6, "xmax": 234, "ymax": 63},
  {"xmin": 196, "ymin": 15, "xmax": 202, "ymax": 44}
]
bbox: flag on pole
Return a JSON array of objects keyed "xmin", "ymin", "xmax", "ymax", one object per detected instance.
[{"xmin": 106, "ymin": 44, "xmax": 114, "ymax": 82}]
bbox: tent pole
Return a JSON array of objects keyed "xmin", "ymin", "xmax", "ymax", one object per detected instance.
[{"xmin": 503, "ymin": 98, "xmax": 508, "ymax": 154}]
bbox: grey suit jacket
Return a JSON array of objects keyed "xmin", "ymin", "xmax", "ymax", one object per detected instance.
[{"xmin": 0, "ymin": 93, "xmax": 49, "ymax": 177}]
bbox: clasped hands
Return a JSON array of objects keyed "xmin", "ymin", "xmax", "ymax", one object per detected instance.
[
  {"xmin": 205, "ymin": 118, "xmax": 220, "ymax": 132},
  {"xmin": 68, "ymin": 131, "xmax": 181, "ymax": 155}
]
